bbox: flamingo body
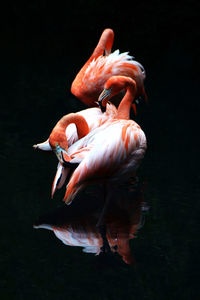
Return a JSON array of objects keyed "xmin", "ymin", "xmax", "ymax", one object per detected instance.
[{"xmin": 64, "ymin": 119, "xmax": 146, "ymax": 204}]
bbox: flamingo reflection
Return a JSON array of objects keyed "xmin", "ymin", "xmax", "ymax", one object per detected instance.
[{"xmin": 34, "ymin": 180, "xmax": 149, "ymax": 267}]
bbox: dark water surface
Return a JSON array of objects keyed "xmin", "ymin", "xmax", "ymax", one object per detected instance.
[{"xmin": 1, "ymin": 2, "xmax": 199, "ymax": 299}]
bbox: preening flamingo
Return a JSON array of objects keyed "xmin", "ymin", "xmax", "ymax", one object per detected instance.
[
  {"xmin": 71, "ymin": 28, "xmax": 147, "ymax": 109},
  {"xmin": 33, "ymin": 104, "xmax": 118, "ymax": 197},
  {"xmin": 33, "ymin": 103, "xmax": 117, "ymax": 152},
  {"xmin": 57, "ymin": 76, "xmax": 147, "ymax": 205}
]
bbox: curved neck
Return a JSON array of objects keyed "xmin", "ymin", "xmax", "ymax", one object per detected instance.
[
  {"xmin": 49, "ymin": 113, "xmax": 89, "ymax": 150},
  {"xmin": 91, "ymin": 28, "xmax": 114, "ymax": 59},
  {"xmin": 117, "ymin": 82, "xmax": 137, "ymax": 120},
  {"xmin": 71, "ymin": 29, "xmax": 114, "ymax": 96}
]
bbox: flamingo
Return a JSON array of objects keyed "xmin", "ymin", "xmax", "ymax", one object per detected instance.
[
  {"xmin": 71, "ymin": 28, "xmax": 147, "ymax": 110},
  {"xmin": 33, "ymin": 104, "xmax": 118, "ymax": 197},
  {"xmin": 56, "ymin": 76, "xmax": 147, "ymax": 206}
]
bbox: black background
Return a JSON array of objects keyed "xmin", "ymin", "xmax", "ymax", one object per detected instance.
[{"xmin": 1, "ymin": 1, "xmax": 199, "ymax": 299}]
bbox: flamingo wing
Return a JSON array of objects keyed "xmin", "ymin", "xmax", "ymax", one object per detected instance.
[
  {"xmin": 82, "ymin": 50, "xmax": 145, "ymax": 94},
  {"xmin": 64, "ymin": 120, "xmax": 146, "ymax": 204}
]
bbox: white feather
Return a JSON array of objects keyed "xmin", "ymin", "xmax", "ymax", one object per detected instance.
[{"xmin": 84, "ymin": 49, "xmax": 146, "ymax": 85}]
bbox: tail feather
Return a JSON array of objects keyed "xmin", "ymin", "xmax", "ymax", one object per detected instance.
[
  {"xmin": 33, "ymin": 139, "xmax": 52, "ymax": 151},
  {"xmin": 57, "ymin": 167, "xmax": 70, "ymax": 189},
  {"xmin": 51, "ymin": 163, "xmax": 70, "ymax": 198},
  {"xmin": 51, "ymin": 164, "xmax": 62, "ymax": 198},
  {"xmin": 33, "ymin": 224, "xmax": 53, "ymax": 231},
  {"xmin": 63, "ymin": 161, "xmax": 89, "ymax": 204}
]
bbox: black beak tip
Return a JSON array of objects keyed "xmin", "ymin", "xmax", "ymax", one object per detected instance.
[{"xmin": 98, "ymin": 101, "xmax": 106, "ymax": 113}]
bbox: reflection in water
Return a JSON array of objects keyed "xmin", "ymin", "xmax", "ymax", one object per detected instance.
[{"xmin": 34, "ymin": 179, "xmax": 149, "ymax": 266}]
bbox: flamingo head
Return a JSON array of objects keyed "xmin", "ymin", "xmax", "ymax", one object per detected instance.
[
  {"xmin": 98, "ymin": 76, "xmax": 137, "ymax": 111},
  {"xmin": 49, "ymin": 132, "xmax": 68, "ymax": 151},
  {"xmin": 49, "ymin": 130, "xmax": 69, "ymax": 164},
  {"xmin": 53, "ymin": 143, "xmax": 72, "ymax": 165}
]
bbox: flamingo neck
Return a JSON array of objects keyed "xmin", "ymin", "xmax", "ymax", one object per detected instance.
[
  {"xmin": 80, "ymin": 29, "xmax": 114, "ymax": 70},
  {"xmin": 117, "ymin": 85, "xmax": 136, "ymax": 120},
  {"xmin": 71, "ymin": 29, "xmax": 114, "ymax": 101},
  {"xmin": 91, "ymin": 28, "xmax": 114, "ymax": 59},
  {"xmin": 49, "ymin": 113, "xmax": 89, "ymax": 150}
]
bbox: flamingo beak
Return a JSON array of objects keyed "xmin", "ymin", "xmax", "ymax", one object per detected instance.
[{"xmin": 98, "ymin": 88, "xmax": 111, "ymax": 112}]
